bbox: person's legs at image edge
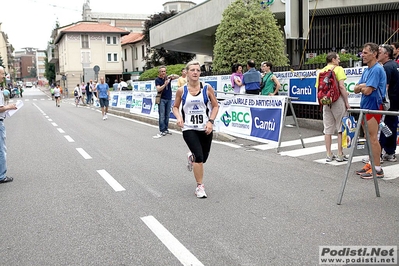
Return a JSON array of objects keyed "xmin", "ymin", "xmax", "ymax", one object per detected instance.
[{"xmin": 0, "ymin": 123, "xmax": 8, "ymax": 181}]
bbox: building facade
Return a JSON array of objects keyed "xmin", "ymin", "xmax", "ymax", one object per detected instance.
[
  {"xmin": 121, "ymin": 33, "xmax": 146, "ymax": 81},
  {"xmin": 82, "ymin": 0, "xmax": 149, "ymax": 33},
  {"xmin": 150, "ymin": 0, "xmax": 399, "ymax": 65},
  {"xmin": 49, "ymin": 22, "xmax": 129, "ymax": 91}
]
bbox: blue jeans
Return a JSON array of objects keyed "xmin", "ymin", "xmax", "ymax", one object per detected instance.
[
  {"xmin": 0, "ymin": 121, "xmax": 7, "ymax": 181},
  {"xmin": 86, "ymin": 93, "xmax": 92, "ymax": 104},
  {"xmin": 158, "ymin": 98, "xmax": 172, "ymax": 132},
  {"xmin": 379, "ymin": 114, "xmax": 398, "ymax": 155}
]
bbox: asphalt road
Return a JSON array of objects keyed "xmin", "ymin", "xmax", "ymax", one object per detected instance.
[{"xmin": 1, "ymin": 87, "xmax": 398, "ymax": 266}]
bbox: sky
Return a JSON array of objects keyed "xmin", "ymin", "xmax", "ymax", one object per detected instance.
[{"xmin": 1, "ymin": 0, "xmax": 204, "ymax": 52}]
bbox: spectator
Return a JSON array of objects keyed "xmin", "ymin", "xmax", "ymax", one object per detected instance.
[
  {"xmin": 354, "ymin": 43, "xmax": 387, "ymax": 179},
  {"xmin": 177, "ymin": 68, "xmax": 187, "ymax": 87},
  {"xmin": 85, "ymin": 82, "xmax": 92, "ymax": 105},
  {"xmin": 242, "ymin": 59, "xmax": 262, "ymax": 94},
  {"xmin": 74, "ymin": 84, "xmax": 82, "ymax": 107},
  {"xmin": 378, "ymin": 44, "xmax": 399, "ymax": 162},
  {"xmin": 2, "ymin": 87, "xmax": 10, "ymax": 105},
  {"xmin": 230, "ymin": 63, "xmax": 243, "ymax": 94},
  {"xmin": 118, "ymin": 78, "xmax": 128, "ymax": 91},
  {"xmin": 155, "ymin": 66, "xmax": 178, "ymax": 136},
  {"xmin": 172, "ymin": 61, "xmax": 219, "ymax": 198},
  {"xmin": 113, "ymin": 79, "xmax": 119, "ymax": 91},
  {"xmin": 391, "ymin": 42, "xmax": 399, "ymax": 63},
  {"xmin": 260, "ymin": 61, "xmax": 281, "ymax": 96},
  {"xmin": 315, "ymin": 52, "xmax": 350, "ymax": 162},
  {"xmin": 340, "ymin": 48, "xmax": 347, "ymax": 54},
  {"xmin": 0, "ymin": 66, "xmax": 18, "ymax": 184}
]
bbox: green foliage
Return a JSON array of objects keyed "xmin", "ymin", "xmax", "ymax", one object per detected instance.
[
  {"xmin": 143, "ymin": 11, "xmax": 195, "ymax": 67},
  {"xmin": 44, "ymin": 52, "xmax": 55, "ymax": 84},
  {"xmin": 213, "ymin": 0, "xmax": 288, "ymax": 71},
  {"xmin": 305, "ymin": 53, "xmax": 360, "ymax": 64},
  {"xmin": 139, "ymin": 64, "xmax": 186, "ymax": 81}
]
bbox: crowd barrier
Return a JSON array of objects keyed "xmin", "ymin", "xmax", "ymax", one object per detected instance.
[
  {"xmin": 338, "ymin": 109, "xmax": 399, "ymax": 205},
  {"xmin": 109, "ymin": 89, "xmax": 302, "ymax": 145}
]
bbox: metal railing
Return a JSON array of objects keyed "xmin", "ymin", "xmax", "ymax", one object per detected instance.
[{"xmin": 337, "ymin": 108, "xmax": 399, "ymax": 205}]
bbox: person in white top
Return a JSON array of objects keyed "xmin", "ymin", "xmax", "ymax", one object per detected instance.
[
  {"xmin": 118, "ymin": 78, "xmax": 128, "ymax": 91},
  {"xmin": 172, "ymin": 61, "xmax": 219, "ymax": 198}
]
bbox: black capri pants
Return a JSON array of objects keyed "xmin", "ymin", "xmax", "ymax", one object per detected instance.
[{"xmin": 182, "ymin": 130, "xmax": 213, "ymax": 163}]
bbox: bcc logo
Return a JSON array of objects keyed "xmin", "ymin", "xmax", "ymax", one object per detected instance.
[{"xmin": 220, "ymin": 111, "xmax": 250, "ymax": 127}]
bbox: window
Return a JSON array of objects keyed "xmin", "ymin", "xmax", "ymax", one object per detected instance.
[
  {"xmin": 124, "ymin": 49, "xmax": 127, "ymax": 61},
  {"xmin": 107, "ymin": 53, "xmax": 118, "ymax": 62},
  {"xmin": 107, "ymin": 36, "xmax": 117, "ymax": 45},
  {"xmin": 142, "ymin": 45, "xmax": 145, "ymax": 58},
  {"xmin": 81, "ymin": 35, "xmax": 89, "ymax": 48},
  {"xmin": 135, "ymin": 47, "xmax": 138, "ymax": 60}
]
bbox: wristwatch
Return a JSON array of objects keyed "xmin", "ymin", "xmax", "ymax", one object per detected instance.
[{"xmin": 208, "ymin": 119, "xmax": 214, "ymax": 124}]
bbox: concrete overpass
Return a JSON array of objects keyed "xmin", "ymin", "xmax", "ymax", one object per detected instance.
[{"xmin": 150, "ymin": 0, "xmax": 399, "ymax": 57}]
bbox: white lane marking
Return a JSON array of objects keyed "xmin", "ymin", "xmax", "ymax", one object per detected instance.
[
  {"xmin": 24, "ymin": 99, "xmax": 30, "ymax": 101},
  {"xmin": 76, "ymin": 148, "xmax": 92, "ymax": 159},
  {"xmin": 280, "ymin": 143, "xmax": 339, "ymax": 157},
  {"xmin": 45, "ymin": 116, "xmax": 49, "ymax": 118},
  {"xmin": 97, "ymin": 169, "xmax": 125, "ymax": 192},
  {"xmin": 253, "ymin": 135, "xmax": 337, "ymax": 151},
  {"xmin": 33, "ymin": 99, "xmax": 37, "ymax": 101},
  {"xmin": 212, "ymin": 140, "xmax": 241, "ymax": 148},
  {"xmin": 382, "ymin": 164, "xmax": 399, "ymax": 180},
  {"xmin": 48, "ymin": 119, "xmax": 53, "ymax": 121},
  {"xmin": 51, "ymin": 122, "xmax": 58, "ymax": 127},
  {"xmin": 64, "ymin": 135, "xmax": 74, "ymax": 142},
  {"xmin": 141, "ymin": 215, "xmax": 204, "ymax": 266},
  {"xmin": 314, "ymin": 156, "xmax": 364, "ymax": 165},
  {"xmin": 57, "ymin": 128, "xmax": 65, "ymax": 133}
]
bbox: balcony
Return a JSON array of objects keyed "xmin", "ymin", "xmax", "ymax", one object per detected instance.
[{"xmin": 47, "ymin": 45, "xmax": 59, "ymax": 64}]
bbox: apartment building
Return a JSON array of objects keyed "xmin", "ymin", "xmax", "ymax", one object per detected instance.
[{"xmin": 48, "ymin": 21, "xmax": 130, "ymax": 90}]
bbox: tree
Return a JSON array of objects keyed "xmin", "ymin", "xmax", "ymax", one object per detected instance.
[
  {"xmin": 44, "ymin": 51, "xmax": 55, "ymax": 84},
  {"xmin": 143, "ymin": 11, "xmax": 195, "ymax": 67},
  {"xmin": 213, "ymin": 0, "xmax": 288, "ymax": 71}
]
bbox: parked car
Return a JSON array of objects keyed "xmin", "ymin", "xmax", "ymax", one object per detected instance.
[{"xmin": 26, "ymin": 82, "xmax": 33, "ymax": 88}]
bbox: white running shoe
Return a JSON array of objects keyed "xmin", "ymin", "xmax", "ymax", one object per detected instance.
[
  {"xmin": 103, "ymin": 115, "xmax": 106, "ymax": 120},
  {"xmin": 195, "ymin": 184, "xmax": 207, "ymax": 198},
  {"xmin": 187, "ymin": 152, "xmax": 194, "ymax": 172},
  {"xmin": 105, "ymin": 114, "xmax": 108, "ymax": 120}
]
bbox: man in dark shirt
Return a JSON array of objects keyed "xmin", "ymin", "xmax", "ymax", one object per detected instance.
[
  {"xmin": 378, "ymin": 44, "xmax": 399, "ymax": 162},
  {"xmin": 242, "ymin": 59, "xmax": 261, "ymax": 94},
  {"xmin": 155, "ymin": 66, "xmax": 178, "ymax": 136}
]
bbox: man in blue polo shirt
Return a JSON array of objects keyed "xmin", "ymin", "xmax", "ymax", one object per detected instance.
[
  {"xmin": 354, "ymin": 43, "xmax": 387, "ymax": 179},
  {"xmin": 242, "ymin": 59, "xmax": 262, "ymax": 95}
]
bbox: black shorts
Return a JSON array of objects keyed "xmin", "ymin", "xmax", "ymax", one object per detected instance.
[
  {"xmin": 182, "ymin": 130, "xmax": 213, "ymax": 163},
  {"xmin": 99, "ymin": 98, "xmax": 109, "ymax": 107}
]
